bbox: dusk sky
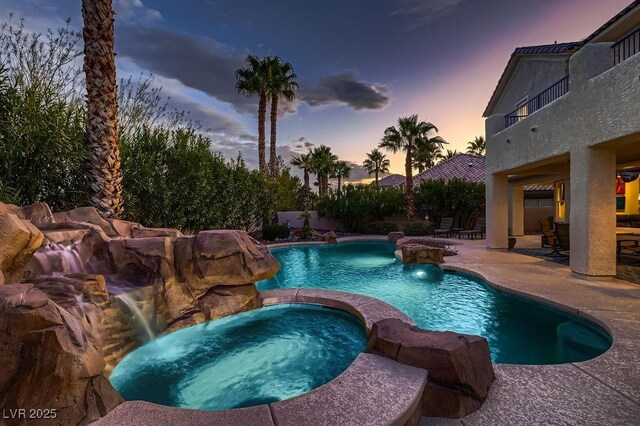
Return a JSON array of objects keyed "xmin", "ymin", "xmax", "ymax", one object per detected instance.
[{"xmin": 2, "ymin": 0, "xmax": 633, "ymax": 179}]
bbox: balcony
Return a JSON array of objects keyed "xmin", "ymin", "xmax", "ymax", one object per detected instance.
[
  {"xmin": 613, "ymin": 27, "xmax": 640, "ymax": 65},
  {"xmin": 504, "ymin": 76, "xmax": 569, "ymax": 128}
]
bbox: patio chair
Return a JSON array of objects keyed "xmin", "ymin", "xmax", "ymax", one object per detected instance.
[
  {"xmin": 458, "ymin": 218, "xmax": 486, "ymax": 240},
  {"xmin": 547, "ymin": 223, "xmax": 570, "ymax": 256},
  {"xmin": 433, "ymin": 217, "xmax": 454, "ymax": 237},
  {"xmin": 539, "ymin": 220, "xmax": 557, "ymax": 248}
]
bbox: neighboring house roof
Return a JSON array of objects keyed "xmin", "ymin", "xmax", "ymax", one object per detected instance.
[
  {"xmin": 409, "ymin": 153, "xmax": 554, "ymax": 192},
  {"xmin": 377, "ymin": 173, "xmax": 406, "ymax": 187},
  {"xmin": 413, "ymin": 154, "xmax": 486, "ymax": 186},
  {"xmin": 482, "ymin": 42, "xmax": 579, "ymax": 117}
]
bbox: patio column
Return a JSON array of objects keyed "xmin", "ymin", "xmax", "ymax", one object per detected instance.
[
  {"xmin": 569, "ymin": 147, "xmax": 616, "ymax": 277},
  {"xmin": 486, "ymin": 173, "xmax": 509, "ymax": 249},
  {"xmin": 508, "ymin": 186, "xmax": 524, "ymax": 236}
]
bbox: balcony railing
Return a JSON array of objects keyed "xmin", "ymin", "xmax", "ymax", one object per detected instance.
[
  {"xmin": 613, "ymin": 27, "xmax": 640, "ymax": 65},
  {"xmin": 504, "ymin": 76, "xmax": 569, "ymax": 128}
]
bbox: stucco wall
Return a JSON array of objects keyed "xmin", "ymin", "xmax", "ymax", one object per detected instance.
[
  {"xmin": 486, "ymin": 45, "xmax": 640, "ymax": 175},
  {"xmin": 493, "ymin": 57, "xmax": 570, "ymax": 115}
]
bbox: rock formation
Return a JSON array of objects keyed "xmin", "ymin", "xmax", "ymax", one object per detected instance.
[
  {"xmin": 367, "ymin": 318, "xmax": 495, "ymax": 418},
  {"xmin": 387, "ymin": 231, "xmax": 405, "ymax": 243},
  {"xmin": 0, "ymin": 285, "xmax": 122, "ymax": 425},
  {"xmin": 401, "ymin": 244, "xmax": 445, "ymax": 265}
]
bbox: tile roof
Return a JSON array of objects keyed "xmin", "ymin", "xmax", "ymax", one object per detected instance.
[
  {"xmin": 377, "ymin": 173, "xmax": 406, "ymax": 187},
  {"xmin": 412, "ymin": 154, "xmax": 485, "ymax": 186},
  {"xmin": 523, "ymin": 184, "xmax": 554, "ymax": 191}
]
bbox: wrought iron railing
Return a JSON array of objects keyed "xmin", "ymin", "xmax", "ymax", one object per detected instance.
[
  {"xmin": 504, "ymin": 76, "xmax": 569, "ymax": 128},
  {"xmin": 613, "ymin": 27, "xmax": 640, "ymax": 65}
]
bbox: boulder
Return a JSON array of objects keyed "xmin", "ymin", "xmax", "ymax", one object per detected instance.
[
  {"xmin": 174, "ymin": 230, "xmax": 279, "ymax": 298},
  {"xmin": 0, "ymin": 213, "xmax": 44, "ymax": 283},
  {"xmin": 109, "ymin": 237, "xmax": 175, "ymax": 285},
  {"xmin": 387, "ymin": 231, "xmax": 405, "ymax": 243},
  {"xmin": 107, "ymin": 219, "xmax": 142, "ymax": 238},
  {"xmin": 161, "ymin": 282, "xmax": 262, "ymax": 332},
  {"xmin": 0, "ymin": 285, "xmax": 122, "ymax": 425},
  {"xmin": 401, "ymin": 244, "xmax": 444, "ymax": 265},
  {"xmin": 53, "ymin": 207, "xmax": 118, "ymax": 237},
  {"xmin": 322, "ymin": 231, "xmax": 337, "ymax": 244},
  {"xmin": 21, "ymin": 202, "xmax": 55, "ymax": 226},
  {"xmin": 26, "ymin": 274, "xmax": 111, "ymax": 349},
  {"xmin": 367, "ymin": 318, "xmax": 495, "ymax": 418},
  {"xmin": 131, "ymin": 227, "xmax": 183, "ymax": 239}
]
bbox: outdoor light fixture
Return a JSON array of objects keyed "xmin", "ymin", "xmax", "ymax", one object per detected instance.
[
  {"xmin": 531, "ymin": 126, "xmax": 538, "ymax": 132},
  {"xmin": 506, "ymin": 139, "xmax": 511, "ymax": 144},
  {"xmin": 618, "ymin": 171, "xmax": 640, "ymax": 183}
]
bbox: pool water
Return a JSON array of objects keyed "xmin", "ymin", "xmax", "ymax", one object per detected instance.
[
  {"xmin": 257, "ymin": 242, "xmax": 611, "ymax": 364},
  {"xmin": 110, "ymin": 304, "xmax": 366, "ymax": 411}
]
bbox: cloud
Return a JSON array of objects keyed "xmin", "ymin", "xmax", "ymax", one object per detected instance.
[
  {"xmin": 299, "ymin": 72, "xmax": 390, "ymax": 110},
  {"xmin": 391, "ymin": 0, "xmax": 463, "ymax": 28},
  {"xmin": 116, "ymin": 25, "xmax": 256, "ymax": 113},
  {"xmin": 114, "ymin": 0, "xmax": 162, "ymax": 24}
]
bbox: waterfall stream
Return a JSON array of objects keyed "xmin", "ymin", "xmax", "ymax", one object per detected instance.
[{"xmin": 115, "ymin": 293, "xmax": 156, "ymax": 343}]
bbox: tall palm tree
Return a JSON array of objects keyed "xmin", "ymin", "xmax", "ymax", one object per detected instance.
[
  {"xmin": 332, "ymin": 161, "xmax": 351, "ymax": 192},
  {"xmin": 290, "ymin": 152, "xmax": 314, "ymax": 209},
  {"xmin": 236, "ymin": 55, "xmax": 269, "ymax": 174},
  {"xmin": 380, "ymin": 115, "xmax": 439, "ymax": 220},
  {"xmin": 441, "ymin": 149, "xmax": 459, "ymax": 160},
  {"xmin": 310, "ymin": 145, "xmax": 338, "ymax": 196},
  {"xmin": 466, "ymin": 136, "xmax": 486, "ymax": 156},
  {"xmin": 363, "ymin": 149, "xmax": 390, "ymax": 185},
  {"xmin": 267, "ymin": 57, "xmax": 298, "ymax": 179},
  {"xmin": 413, "ymin": 135, "xmax": 447, "ymax": 173},
  {"xmin": 82, "ymin": 0, "xmax": 123, "ymax": 218}
]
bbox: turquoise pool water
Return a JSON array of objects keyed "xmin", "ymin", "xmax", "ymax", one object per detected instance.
[
  {"xmin": 110, "ymin": 304, "xmax": 366, "ymax": 411},
  {"xmin": 257, "ymin": 242, "xmax": 611, "ymax": 364}
]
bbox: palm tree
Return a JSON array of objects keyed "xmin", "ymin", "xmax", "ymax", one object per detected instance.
[
  {"xmin": 267, "ymin": 57, "xmax": 298, "ymax": 179},
  {"xmin": 363, "ymin": 149, "xmax": 390, "ymax": 185},
  {"xmin": 332, "ymin": 161, "xmax": 352, "ymax": 192},
  {"xmin": 380, "ymin": 115, "xmax": 439, "ymax": 220},
  {"xmin": 290, "ymin": 152, "xmax": 314, "ymax": 209},
  {"xmin": 441, "ymin": 149, "xmax": 459, "ymax": 160},
  {"xmin": 466, "ymin": 136, "xmax": 486, "ymax": 156},
  {"xmin": 413, "ymin": 135, "xmax": 446, "ymax": 173},
  {"xmin": 236, "ymin": 55, "xmax": 269, "ymax": 174},
  {"xmin": 82, "ymin": 0, "xmax": 123, "ymax": 218},
  {"xmin": 310, "ymin": 145, "xmax": 338, "ymax": 196}
]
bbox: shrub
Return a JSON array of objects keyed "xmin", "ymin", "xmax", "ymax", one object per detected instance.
[
  {"xmin": 402, "ymin": 221, "xmax": 433, "ymax": 236},
  {"xmin": 414, "ymin": 178, "xmax": 485, "ymax": 229},
  {"xmin": 262, "ymin": 224, "xmax": 290, "ymax": 241},
  {"xmin": 316, "ymin": 185, "xmax": 404, "ymax": 231},
  {"xmin": 358, "ymin": 221, "xmax": 399, "ymax": 235}
]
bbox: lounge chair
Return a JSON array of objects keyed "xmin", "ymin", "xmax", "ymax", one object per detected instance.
[
  {"xmin": 433, "ymin": 217, "xmax": 454, "ymax": 237},
  {"xmin": 547, "ymin": 222, "xmax": 569, "ymax": 256},
  {"xmin": 539, "ymin": 220, "xmax": 557, "ymax": 248},
  {"xmin": 458, "ymin": 218, "xmax": 486, "ymax": 240}
]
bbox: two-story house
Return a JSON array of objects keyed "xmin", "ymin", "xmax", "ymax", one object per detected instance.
[{"xmin": 483, "ymin": 1, "xmax": 640, "ymax": 277}]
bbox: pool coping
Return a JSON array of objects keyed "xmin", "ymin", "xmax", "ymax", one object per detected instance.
[{"xmin": 95, "ymin": 289, "xmax": 427, "ymax": 426}]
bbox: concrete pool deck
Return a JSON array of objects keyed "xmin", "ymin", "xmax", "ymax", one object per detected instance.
[{"xmin": 413, "ymin": 237, "xmax": 640, "ymax": 425}]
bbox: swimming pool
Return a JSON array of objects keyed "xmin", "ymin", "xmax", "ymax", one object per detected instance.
[
  {"xmin": 110, "ymin": 304, "xmax": 366, "ymax": 411},
  {"xmin": 257, "ymin": 242, "xmax": 611, "ymax": 364}
]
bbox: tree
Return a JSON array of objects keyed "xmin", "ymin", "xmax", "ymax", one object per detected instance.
[
  {"xmin": 332, "ymin": 160, "xmax": 351, "ymax": 192},
  {"xmin": 466, "ymin": 136, "xmax": 486, "ymax": 156},
  {"xmin": 82, "ymin": 0, "xmax": 123, "ymax": 218},
  {"xmin": 363, "ymin": 149, "xmax": 390, "ymax": 185},
  {"xmin": 413, "ymin": 136, "xmax": 446, "ymax": 173},
  {"xmin": 310, "ymin": 145, "xmax": 338, "ymax": 196},
  {"xmin": 236, "ymin": 55, "xmax": 269, "ymax": 174},
  {"xmin": 291, "ymin": 152, "xmax": 314, "ymax": 209},
  {"xmin": 266, "ymin": 57, "xmax": 298, "ymax": 179},
  {"xmin": 441, "ymin": 149, "xmax": 459, "ymax": 160},
  {"xmin": 380, "ymin": 115, "xmax": 439, "ymax": 220}
]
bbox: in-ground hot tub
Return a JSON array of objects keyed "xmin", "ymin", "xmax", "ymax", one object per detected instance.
[{"xmin": 109, "ymin": 304, "xmax": 367, "ymax": 411}]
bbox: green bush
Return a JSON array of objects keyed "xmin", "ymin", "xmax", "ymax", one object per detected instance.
[
  {"xmin": 262, "ymin": 224, "xmax": 290, "ymax": 240},
  {"xmin": 316, "ymin": 185, "xmax": 404, "ymax": 232},
  {"xmin": 358, "ymin": 221, "xmax": 399, "ymax": 235},
  {"xmin": 402, "ymin": 221, "xmax": 433, "ymax": 236},
  {"xmin": 414, "ymin": 178, "xmax": 485, "ymax": 229}
]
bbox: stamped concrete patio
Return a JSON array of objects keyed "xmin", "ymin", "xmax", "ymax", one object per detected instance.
[{"xmin": 418, "ymin": 237, "xmax": 640, "ymax": 425}]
